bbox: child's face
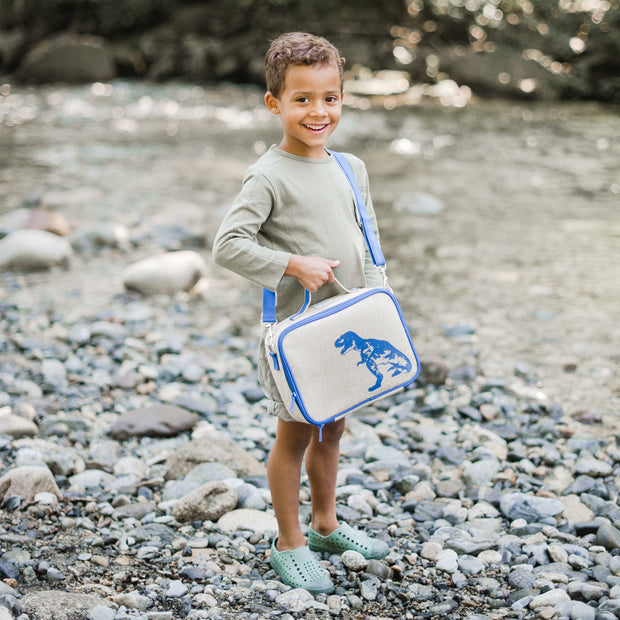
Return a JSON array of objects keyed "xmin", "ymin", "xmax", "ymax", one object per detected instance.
[{"xmin": 265, "ymin": 63, "xmax": 344, "ymax": 159}]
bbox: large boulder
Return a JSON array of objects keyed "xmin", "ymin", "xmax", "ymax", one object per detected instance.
[
  {"xmin": 109, "ymin": 404, "xmax": 198, "ymax": 440},
  {"xmin": 171, "ymin": 481, "xmax": 238, "ymax": 523},
  {"xmin": 16, "ymin": 34, "xmax": 116, "ymax": 82},
  {"xmin": 165, "ymin": 433, "xmax": 266, "ymax": 480},
  {"xmin": 122, "ymin": 250, "xmax": 206, "ymax": 295},
  {"xmin": 0, "ymin": 229, "xmax": 72, "ymax": 270},
  {"xmin": 0, "ymin": 466, "xmax": 62, "ymax": 505}
]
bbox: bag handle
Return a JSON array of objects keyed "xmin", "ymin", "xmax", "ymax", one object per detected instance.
[{"xmin": 262, "ymin": 150, "xmax": 384, "ymax": 324}]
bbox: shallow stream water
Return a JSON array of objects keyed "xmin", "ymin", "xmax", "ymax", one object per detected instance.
[{"xmin": 1, "ymin": 81, "xmax": 619, "ymax": 429}]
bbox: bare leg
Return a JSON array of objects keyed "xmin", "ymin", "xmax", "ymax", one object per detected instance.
[
  {"xmin": 267, "ymin": 418, "xmax": 313, "ymax": 551},
  {"xmin": 305, "ymin": 418, "xmax": 345, "ymax": 536}
]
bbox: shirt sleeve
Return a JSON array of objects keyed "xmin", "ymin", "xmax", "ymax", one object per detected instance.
[{"xmin": 212, "ymin": 170, "xmax": 291, "ymax": 291}]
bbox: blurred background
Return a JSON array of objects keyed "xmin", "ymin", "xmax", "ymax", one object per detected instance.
[
  {"xmin": 0, "ymin": 1, "xmax": 618, "ymax": 422},
  {"xmin": 1, "ymin": 0, "xmax": 618, "ymax": 102}
]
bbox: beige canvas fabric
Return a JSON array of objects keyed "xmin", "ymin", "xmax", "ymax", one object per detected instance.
[{"xmin": 265, "ymin": 288, "xmax": 419, "ymax": 425}]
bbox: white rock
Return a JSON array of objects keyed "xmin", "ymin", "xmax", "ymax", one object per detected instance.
[
  {"xmin": 217, "ymin": 508, "xmax": 277, "ymax": 535},
  {"xmin": 166, "ymin": 580, "xmax": 188, "ymax": 597},
  {"xmin": 0, "ymin": 412, "xmax": 38, "ymax": 438},
  {"xmin": 342, "ymin": 550, "xmax": 368, "ymax": 571},
  {"xmin": 34, "ymin": 492, "xmax": 59, "ymax": 505},
  {"xmin": 559, "ymin": 494, "xmax": 595, "ymax": 524},
  {"xmin": 478, "ymin": 549, "xmax": 502, "ymax": 564},
  {"xmin": 113, "ymin": 456, "xmax": 147, "ymax": 480},
  {"xmin": 420, "ymin": 541, "xmax": 443, "ymax": 561},
  {"xmin": 0, "ymin": 229, "xmax": 72, "ymax": 270},
  {"xmin": 112, "ymin": 591, "xmax": 151, "ymax": 611},
  {"xmin": 0, "ymin": 466, "xmax": 62, "ymax": 504},
  {"xmin": 123, "ymin": 250, "xmax": 205, "ymax": 295},
  {"xmin": 529, "ymin": 588, "xmax": 571, "ymax": 610},
  {"xmin": 275, "ymin": 588, "xmax": 314, "ymax": 612},
  {"xmin": 89, "ymin": 605, "xmax": 115, "ymax": 620},
  {"xmin": 462, "ymin": 459, "xmax": 500, "ymax": 487},
  {"xmin": 436, "ymin": 549, "xmax": 459, "ymax": 573}
]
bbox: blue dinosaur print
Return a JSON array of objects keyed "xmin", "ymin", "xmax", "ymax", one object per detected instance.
[{"xmin": 334, "ymin": 330, "xmax": 412, "ymax": 392}]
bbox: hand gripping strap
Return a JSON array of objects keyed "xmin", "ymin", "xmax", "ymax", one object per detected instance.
[{"xmin": 262, "ymin": 150, "xmax": 384, "ymax": 323}]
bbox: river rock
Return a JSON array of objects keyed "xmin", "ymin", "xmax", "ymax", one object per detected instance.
[
  {"xmin": 21, "ymin": 591, "xmax": 114, "ymax": 619},
  {"xmin": 596, "ymin": 523, "xmax": 620, "ymax": 552},
  {"xmin": 0, "ymin": 229, "xmax": 72, "ymax": 270},
  {"xmin": 17, "ymin": 34, "xmax": 116, "ymax": 83},
  {"xmin": 109, "ymin": 404, "xmax": 198, "ymax": 439},
  {"xmin": 0, "ymin": 410, "xmax": 38, "ymax": 438},
  {"xmin": 122, "ymin": 250, "xmax": 206, "ymax": 295},
  {"xmin": 0, "ymin": 208, "xmax": 70, "ymax": 237},
  {"xmin": 0, "ymin": 466, "xmax": 62, "ymax": 505},
  {"xmin": 529, "ymin": 588, "xmax": 571, "ymax": 610},
  {"xmin": 275, "ymin": 588, "xmax": 314, "ymax": 613},
  {"xmin": 164, "ymin": 433, "xmax": 266, "ymax": 479},
  {"xmin": 462, "ymin": 459, "xmax": 500, "ymax": 487},
  {"xmin": 559, "ymin": 494, "xmax": 595, "ymax": 524},
  {"xmin": 217, "ymin": 508, "xmax": 277, "ymax": 535},
  {"xmin": 574, "ymin": 452, "xmax": 613, "ymax": 477},
  {"xmin": 500, "ymin": 492, "xmax": 565, "ymax": 523},
  {"xmin": 342, "ymin": 550, "xmax": 368, "ymax": 572},
  {"xmin": 171, "ymin": 481, "xmax": 238, "ymax": 522}
]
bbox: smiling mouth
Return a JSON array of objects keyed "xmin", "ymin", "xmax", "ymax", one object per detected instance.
[{"xmin": 304, "ymin": 123, "xmax": 329, "ymax": 132}]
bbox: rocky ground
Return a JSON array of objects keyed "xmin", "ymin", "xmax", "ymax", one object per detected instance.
[{"xmin": 0, "ymin": 82, "xmax": 619, "ymax": 619}]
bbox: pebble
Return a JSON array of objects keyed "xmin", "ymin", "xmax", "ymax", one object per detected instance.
[{"xmin": 342, "ymin": 550, "xmax": 368, "ymax": 572}]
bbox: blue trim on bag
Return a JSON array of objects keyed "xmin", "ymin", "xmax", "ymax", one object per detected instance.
[
  {"xmin": 276, "ymin": 288, "xmax": 420, "ymax": 427},
  {"xmin": 290, "ymin": 289, "xmax": 311, "ymax": 319},
  {"xmin": 262, "ymin": 288, "xmax": 277, "ymax": 323}
]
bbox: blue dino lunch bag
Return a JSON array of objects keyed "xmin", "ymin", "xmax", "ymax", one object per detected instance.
[{"xmin": 263, "ymin": 283, "xmax": 420, "ymax": 437}]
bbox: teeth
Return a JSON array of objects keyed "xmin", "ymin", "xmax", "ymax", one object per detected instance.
[{"xmin": 306, "ymin": 124, "xmax": 327, "ymax": 130}]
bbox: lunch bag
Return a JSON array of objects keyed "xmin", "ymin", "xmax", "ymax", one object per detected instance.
[{"xmin": 262, "ymin": 151, "xmax": 419, "ymax": 438}]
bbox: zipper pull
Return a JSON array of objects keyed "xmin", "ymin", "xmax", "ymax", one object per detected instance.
[
  {"xmin": 290, "ymin": 394, "xmax": 296, "ymax": 413},
  {"xmin": 269, "ymin": 351, "xmax": 280, "ymax": 371}
]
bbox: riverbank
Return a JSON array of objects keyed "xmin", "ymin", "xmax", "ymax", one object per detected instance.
[{"xmin": 0, "ymin": 82, "xmax": 619, "ymax": 619}]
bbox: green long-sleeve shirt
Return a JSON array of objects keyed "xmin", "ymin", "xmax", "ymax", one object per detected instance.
[{"xmin": 212, "ymin": 145, "xmax": 385, "ymax": 413}]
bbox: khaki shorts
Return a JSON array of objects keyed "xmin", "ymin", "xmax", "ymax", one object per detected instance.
[{"xmin": 257, "ymin": 336, "xmax": 295, "ymax": 422}]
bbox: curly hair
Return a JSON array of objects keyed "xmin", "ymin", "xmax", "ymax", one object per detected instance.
[{"xmin": 265, "ymin": 32, "xmax": 345, "ymax": 97}]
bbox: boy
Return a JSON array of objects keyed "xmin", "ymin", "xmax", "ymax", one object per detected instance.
[{"xmin": 212, "ymin": 32, "xmax": 389, "ymax": 594}]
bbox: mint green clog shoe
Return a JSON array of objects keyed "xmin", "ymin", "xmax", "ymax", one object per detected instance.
[
  {"xmin": 308, "ymin": 522, "xmax": 390, "ymax": 560},
  {"xmin": 269, "ymin": 539, "xmax": 334, "ymax": 594}
]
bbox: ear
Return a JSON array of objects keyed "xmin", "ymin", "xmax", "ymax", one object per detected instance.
[{"xmin": 265, "ymin": 91, "xmax": 280, "ymax": 114}]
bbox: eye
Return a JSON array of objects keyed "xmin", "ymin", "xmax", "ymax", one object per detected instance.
[
  {"xmin": 296, "ymin": 96, "xmax": 309, "ymax": 103},
  {"xmin": 326, "ymin": 96, "xmax": 340, "ymax": 103}
]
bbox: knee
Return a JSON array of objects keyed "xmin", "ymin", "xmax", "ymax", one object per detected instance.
[
  {"xmin": 317, "ymin": 419, "xmax": 345, "ymax": 444},
  {"xmin": 272, "ymin": 421, "xmax": 313, "ymax": 457}
]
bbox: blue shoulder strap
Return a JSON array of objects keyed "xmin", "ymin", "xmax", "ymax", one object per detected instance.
[
  {"xmin": 328, "ymin": 150, "xmax": 385, "ymax": 268},
  {"xmin": 262, "ymin": 150, "xmax": 383, "ymax": 323}
]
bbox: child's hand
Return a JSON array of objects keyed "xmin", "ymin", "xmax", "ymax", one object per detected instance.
[{"xmin": 285, "ymin": 255, "xmax": 340, "ymax": 293}]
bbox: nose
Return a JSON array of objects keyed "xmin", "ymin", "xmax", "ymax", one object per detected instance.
[{"xmin": 310, "ymin": 100, "xmax": 327, "ymax": 116}]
